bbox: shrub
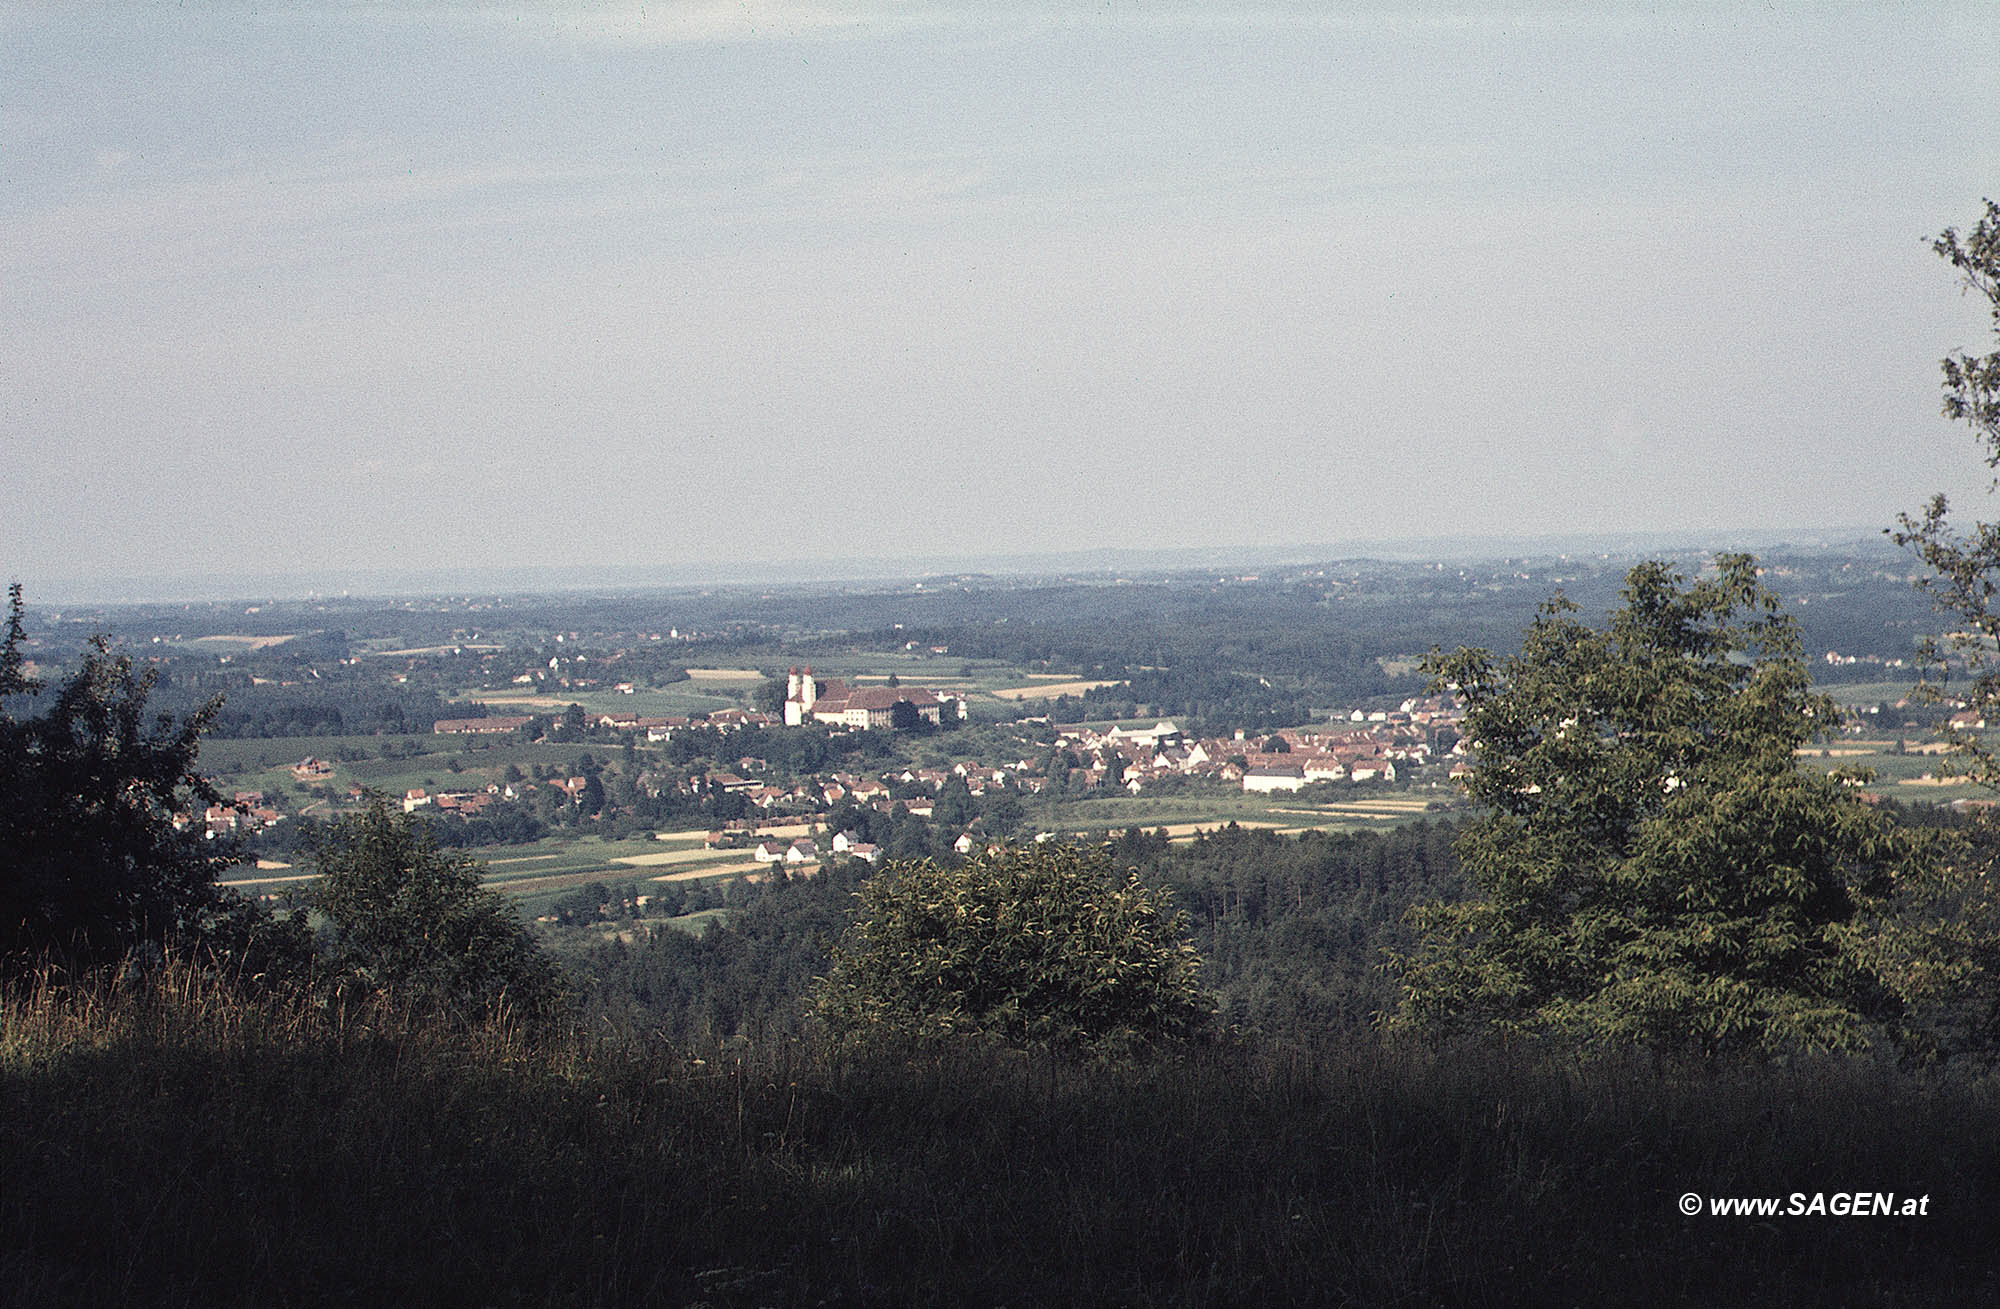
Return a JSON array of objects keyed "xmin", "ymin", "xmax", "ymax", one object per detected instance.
[
  {"xmin": 814, "ymin": 842, "xmax": 1213, "ymax": 1048},
  {"xmin": 308, "ymin": 799, "xmax": 566, "ymax": 1023}
]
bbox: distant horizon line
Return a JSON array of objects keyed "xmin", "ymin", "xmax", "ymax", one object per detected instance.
[{"xmin": 20, "ymin": 525, "xmax": 1904, "ymax": 607}]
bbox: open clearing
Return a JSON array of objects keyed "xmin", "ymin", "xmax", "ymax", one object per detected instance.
[
  {"xmin": 1154, "ymin": 820, "xmax": 1288, "ymax": 841},
  {"xmin": 360, "ymin": 644, "xmax": 506, "ymax": 657},
  {"xmin": 461, "ymin": 694, "xmax": 571, "ymax": 708},
  {"xmin": 989, "ymin": 680, "xmax": 1121, "ymax": 700},
  {"xmin": 685, "ymin": 668, "xmax": 764, "ymax": 681},
  {"xmin": 1273, "ymin": 799, "xmax": 1438, "ymax": 821},
  {"xmin": 650, "ymin": 861, "xmax": 764, "ymax": 883},
  {"xmin": 612, "ymin": 847, "xmax": 746, "ymax": 868},
  {"xmin": 189, "ymin": 634, "xmax": 297, "ymax": 651}
]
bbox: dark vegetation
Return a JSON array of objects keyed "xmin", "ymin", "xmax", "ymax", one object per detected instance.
[
  {"xmin": 9, "ymin": 968, "xmax": 2000, "ymax": 1308},
  {"xmin": 561, "ymin": 822, "xmax": 1464, "ymax": 1047},
  {"xmin": 1397, "ymin": 556, "xmax": 1958, "ymax": 1057}
]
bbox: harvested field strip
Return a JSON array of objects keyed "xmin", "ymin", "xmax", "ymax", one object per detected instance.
[
  {"xmin": 459, "ymin": 695, "xmax": 570, "ymax": 707},
  {"xmin": 1274, "ymin": 802, "xmax": 1433, "ymax": 818},
  {"xmin": 189, "ymin": 633, "xmax": 297, "ymax": 650},
  {"xmin": 1148, "ymin": 820, "xmax": 1287, "ymax": 840},
  {"xmin": 651, "ymin": 861, "xmax": 763, "ymax": 883},
  {"xmin": 612, "ymin": 848, "xmax": 747, "ymax": 868},
  {"xmin": 360, "ymin": 644, "xmax": 504, "ymax": 657},
  {"xmin": 989, "ymin": 680, "xmax": 1120, "ymax": 700}
]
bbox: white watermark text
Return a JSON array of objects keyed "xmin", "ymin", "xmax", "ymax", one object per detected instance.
[{"xmin": 1679, "ymin": 1191, "xmax": 1930, "ymax": 1218}]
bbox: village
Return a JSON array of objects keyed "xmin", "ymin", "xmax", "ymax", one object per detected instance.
[{"xmin": 187, "ymin": 675, "xmax": 1472, "ymax": 884}]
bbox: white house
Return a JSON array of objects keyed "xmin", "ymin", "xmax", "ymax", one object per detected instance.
[{"xmin": 1242, "ymin": 765, "xmax": 1307, "ymax": 794}]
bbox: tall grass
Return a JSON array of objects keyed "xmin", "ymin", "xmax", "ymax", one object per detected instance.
[{"xmin": 4, "ymin": 961, "xmax": 1997, "ymax": 1306}]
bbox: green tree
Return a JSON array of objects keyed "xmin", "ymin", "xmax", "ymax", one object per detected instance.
[
  {"xmin": 1893, "ymin": 199, "xmax": 2000, "ymax": 780},
  {"xmin": 814, "ymin": 842, "xmax": 1213, "ymax": 1048},
  {"xmin": 1885, "ymin": 199, "xmax": 2000, "ymax": 1055},
  {"xmin": 308, "ymin": 798, "xmax": 566, "ymax": 1021},
  {"xmin": 0, "ymin": 586, "xmax": 238, "ymax": 966},
  {"xmin": 1390, "ymin": 557, "xmax": 1941, "ymax": 1057},
  {"xmin": 933, "ymin": 777, "xmax": 977, "ymax": 831}
]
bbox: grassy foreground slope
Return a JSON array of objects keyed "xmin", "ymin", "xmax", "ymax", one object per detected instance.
[{"xmin": 4, "ymin": 965, "xmax": 1998, "ymax": 1308}]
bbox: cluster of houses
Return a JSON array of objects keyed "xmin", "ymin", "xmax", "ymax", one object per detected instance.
[
  {"xmin": 435, "ymin": 710, "xmax": 791, "ymax": 740},
  {"xmin": 629, "ymin": 699, "xmax": 1463, "ymax": 834},
  {"xmin": 1050, "ymin": 696, "xmax": 1465, "ymax": 795},
  {"xmin": 177, "ymin": 790, "xmax": 285, "ymax": 840},
  {"xmin": 744, "ymin": 829, "xmax": 883, "ymax": 867},
  {"xmin": 198, "ymin": 691, "xmax": 1464, "ymax": 854},
  {"xmin": 740, "ymin": 827, "xmax": 1012, "ymax": 870},
  {"xmin": 432, "ymin": 715, "xmax": 535, "ymax": 736},
  {"xmin": 400, "ymin": 786, "xmax": 505, "ymax": 815},
  {"xmin": 433, "ymin": 678, "xmax": 966, "ymax": 744}
]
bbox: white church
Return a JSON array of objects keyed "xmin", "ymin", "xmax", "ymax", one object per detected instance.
[{"xmin": 783, "ymin": 667, "xmax": 957, "ymax": 729}]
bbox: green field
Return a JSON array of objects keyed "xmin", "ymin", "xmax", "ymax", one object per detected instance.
[
  {"xmin": 457, "ymin": 682, "xmax": 748, "ymax": 717},
  {"xmin": 1796, "ymin": 733, "xmax": 1991, "ymax": 804},
  {"xmin": 1027, "ymin": 786, "xmax": 1458, "ymax": 836},
  {"xmin": 1819, "ymin": 679, "xmax": 1924, "ymax": 711},
  {"xmin": 223, "ymin": 827, "xmax": 772, "ymax": 921}
]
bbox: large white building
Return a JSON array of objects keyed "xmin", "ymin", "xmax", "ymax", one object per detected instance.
[
  {"xmin": 1242, "ymin": 764, "xmax": 1307, "ymax": 794},
  {"xmin": 784, "ymin": 667, "xmax": 954, "ymax": 729}
]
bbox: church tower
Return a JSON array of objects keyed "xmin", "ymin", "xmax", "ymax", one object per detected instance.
[{"xmin": 784, "ymin": 666, "xmax": 818, "ymax": 726}]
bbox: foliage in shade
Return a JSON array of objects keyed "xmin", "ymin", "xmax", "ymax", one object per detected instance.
[
  {"xmin": 1391, "ymin": 556, "xmax": 1951, "ymax": 1057},
  {"xmin": 814, "ymin": 842, "xmax": 1214, "ymax": 1048},
  {"xmin": 308, "ymin": 798, "xmax": 567, "ymax": 1022},
  {"xmin": 1894, "ymin": 200, "xmax": 2000, "ymax": 780},
  {"xmin": 8, "ymin": 961, "xmax": 2000, "ymax": 1308},
  {"xmin": 0, "ymin": 583, "xmax": 236, "ymax": 965}
]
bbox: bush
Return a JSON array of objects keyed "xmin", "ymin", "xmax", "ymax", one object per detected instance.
[
  {"xmin": 308, "ymin": 799, "xmax": 567, "ymax": 1023},
  {"xmin": 0, "ymin": 585, "xmax": 237, "ymax": 968},
  {"xmin": 814, "ymin": 842, "xmax": 1214, "ymax": 1049}
]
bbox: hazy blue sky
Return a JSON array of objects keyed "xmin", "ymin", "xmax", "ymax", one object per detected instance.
[{"xmin": 4, "ymin": 2, "xmax": 1997, "ymax": 591}]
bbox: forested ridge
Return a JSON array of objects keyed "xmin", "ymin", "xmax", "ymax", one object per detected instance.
[{"xmin": 563, "ymin": 820, "xmax": 1478, "ymax": 1047}]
